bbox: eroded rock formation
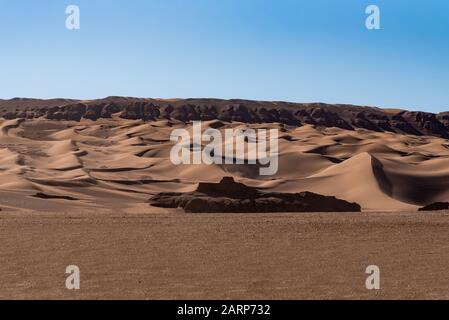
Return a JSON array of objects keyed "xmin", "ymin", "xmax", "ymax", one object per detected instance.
[
  {"xmin": 1, "ymin": 97, "xmax": 449, "ymax": 138},
  {"xmin": 150, "ymin": 177, "xmax": 361, "ymax": 213}
]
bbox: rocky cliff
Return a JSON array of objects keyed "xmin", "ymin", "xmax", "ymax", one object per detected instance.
[{"xmin": 1, "ymin": 97, "xmax": 448, "ymax": 138}]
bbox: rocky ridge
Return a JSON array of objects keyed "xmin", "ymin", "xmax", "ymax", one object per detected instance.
[{"xmin": 0, "ymin": 97, "xmax": 448, "ymax": 138}]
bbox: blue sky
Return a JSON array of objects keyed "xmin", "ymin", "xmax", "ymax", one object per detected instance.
[{"xmin": 0, "ymin": 0, "xmax": 448, "ymax": 112}]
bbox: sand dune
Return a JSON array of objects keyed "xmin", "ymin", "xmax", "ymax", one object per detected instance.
[{"xmin": 0, "ymin": 100, "xmax": 449, "ymax": 212}]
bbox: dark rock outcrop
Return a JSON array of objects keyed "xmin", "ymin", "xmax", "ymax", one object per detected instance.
[
  {"xmin": 46, "ymin": 103, "xmax": 87, "ymax": 121},
  {"xmin": 32, "ymin": 192, "xmax": 78, "ymax": 201},
  {"xmin": 399, "ymin": 111, "xmax": 449, "ymax": 138},
  {"xmin": 84, "ymin": 103, "xmax": 105, "ymax": 121},
  {"xmin": 150, "ymin": 177, "xmax": 361, "ymax": 213},
  {"xmin": 418, "ymin": 202, "xmax": 449, "ymax": 211},
  {"xmin": 1, "ymin": 97, "xmax": 449, "ymax": 138}
]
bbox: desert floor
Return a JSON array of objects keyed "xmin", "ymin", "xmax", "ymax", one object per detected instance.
[{"xmin": 0, "ymin": 210, "xmax": 448, "ymax": 300}]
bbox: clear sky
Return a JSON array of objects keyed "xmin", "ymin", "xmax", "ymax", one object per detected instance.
[{"xmin": 0, "ymin": 0, "xmax": 448, "ymax": 112}]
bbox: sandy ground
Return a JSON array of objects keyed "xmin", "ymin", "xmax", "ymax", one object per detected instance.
[
  {"xmin": 1, "ymin": 210, "xmax": 449, "ymax": 300},
  {"xmin": 1, "ymin": 117, "xmax": 449, "ymax": 300}
]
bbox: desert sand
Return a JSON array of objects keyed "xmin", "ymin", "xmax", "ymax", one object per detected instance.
[
  {"xmin": 0, "ymin": 113, "xmax": 448, "ymax": 212},
  {"xmin": 1, "ymin": 211, "xmax": 449, "ymax": 300},
  {"xmin": 1, "ymin": 98, "xmax": 449, "ymax": 299}
]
